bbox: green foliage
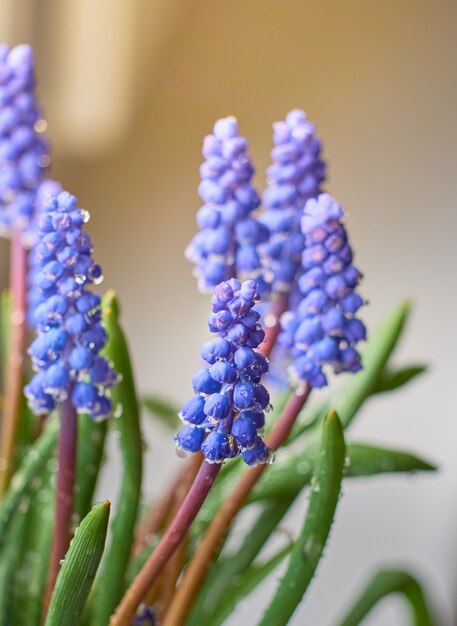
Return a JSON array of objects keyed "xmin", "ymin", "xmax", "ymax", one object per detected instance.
[
  {"xmin": 10, "ymin": 462, "xmax": 55, "ymax": 626},
  {"xmin": 75, "ymin": 415, "xmax": 108, "ymax": 522},
  {"xmin": 259, "ymin": 410, "xmax": 346, "ymax": 625},
  {"xmin": 86, "ymin": 291, "xmax": 143, "ymax": 626},
  {"xmin": 371, "ymin": 365, "xmax": 427, "ymax": 396},
  {"xmin": 44, "ymin": 502, "xmax": 110, "ymax": 626},
  {"xmin": 0, "ymin": 419, "xmax": 58, "ymax": 547},
  {"xmin": 337, "ymin": 569, "xmax": 434, "ymax": 626},
  {"xmin": 141, "ymin": 394, "xmax": 180, "ymax": 430}
]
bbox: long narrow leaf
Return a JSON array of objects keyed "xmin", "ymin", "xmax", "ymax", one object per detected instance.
[
  {"xmin": 75, "ymin": 415, "xmax": 108, "ymax": 522},
  {"xmin": 370, "ymin": 365, "xmax": 427, "ymax": 396},
  {"xmin": 0, "ymin": 418, "xmax": 58, "ymax": 546},
  {"xmin": 44, "ymin": 501, "xmax": 110, "ymax": 626},
  {"xmin": 188, "ymin": 499, "xmax": 295, "ymax": 625},
  {"xmin": 0, "ymin": 502, "xmax": 29, "ymax": 624},
  {"xmin": 207, "ymin": 544, "xmax": 293, "ymax": 626},
  {"xmin": 11, "ymin": 462, "xmax": 55, "ymax": 626},
  {"xmin": 141, "ymin": 394, "xmax": 180, "ymax": 430},
  {"xmin": 337, "ymin": 569, "xmax": 434, "ymax": 626},
  {"xmin": 250, "ymin": 442, "xmax": 435, "ymax": 503},
  {"xmin": 259, "ymin": 410, "xmax": 346, "ymax": 626},
  {"xmin": 88, "ymin": 291, "xmax": 143, "ymax": 626}
]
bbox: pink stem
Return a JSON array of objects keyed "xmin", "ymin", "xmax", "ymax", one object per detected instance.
[
  {"xmin": 44, "ymin": 397, "xmax": 78, "ymax": 610},
  {"xmin": 260, "ymin": 291, "xmax": 289, "ymax": 359},
  {"xmin": 0, "ymin": 230, "xmax": 28, "ymax": 495},
  {"xmin": 109, "ymin": 461, "xmax": 221, "ymax": 626}
]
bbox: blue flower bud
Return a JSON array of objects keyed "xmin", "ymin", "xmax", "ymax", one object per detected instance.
[
  {"xmin": 201, "ymin": 431, "xmax": 236, "ymax": 463},
  {"xmin": 234, "ymin": 382, "xmax": 255, "ymax": 410},
  {"xmin": 200, "ymin": 337, "xmax": 232, "ymax": 364},
  {"xmin": 176, "ymin": 425, "xmax": 205, "ymax": 453},
  {"xmin": 180, "ymin": 396, "xmax": 206, "ymax": 425},
  {"xmin": 192, "ymin": 368, "xmax": 222, "ymax": 395},
  {"xmin": 209, "ymin": 360, "xmax": 238, "ymax": 384},
  {"xmin": 241, "ymin": 437, "xmax": 272, "ymax": 466},
  {"xmin": 203, "ymin": 393, "xmax": 231, "ymax": 420},
  {"xmin": 232, "ymin": 416, "xmax": 257, "ymax": 449}
]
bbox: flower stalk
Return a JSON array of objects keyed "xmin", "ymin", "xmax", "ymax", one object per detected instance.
[
  {"xmin": 0, "ymin": 230, "xmax": 28, "ymax": 496},
  {"xmin": 109, "ymin": 460, "xmax": 221, "ymax": 626},
  {"xmin": 44, "ymin": 396, "xmax": 78, "ymax": 612}
]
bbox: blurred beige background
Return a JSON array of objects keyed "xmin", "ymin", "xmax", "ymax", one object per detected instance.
[{"xmin": 1, "ymin": 1, "xmax": 457, "ymax": 624}]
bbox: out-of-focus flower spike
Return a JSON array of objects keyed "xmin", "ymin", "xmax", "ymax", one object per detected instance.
[
  {"xmin": 186, "ymin": 117, "xmax": 268, "ymax": 293},
  {"xmin": 259, "ymin": 109, "xmax": 325, "ymax": 294},
  {"xmin": 0, "ymin": 44, "xmax": 49, "ymax": 238},
  {"xmin": 280, "ymin": 193, "xmax": 366, "ymax": 389},
  {"xmin": 25, "ymin": 189, "xmax": 116, "ymax": 419},
  {"xmin": 176, "ymin": 278, "xmax": 273, "ymax": 466}
]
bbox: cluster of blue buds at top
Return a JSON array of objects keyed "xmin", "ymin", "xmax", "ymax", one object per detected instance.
[
  {"xmin": 27, "ymin": 179, "xmax": 63, "ymax": 327},
  {"xmin": 176, "ymin": 278, "xmax": 274, "ymax": 466},
  {"xmin": 185, "ymin": 117, "xmax": 269, "ymax": 293},
  {"xmin": 0, "ymin": 44, "xmax": 49, "ymax": 236},
  {"xmin": 24, "ymin": 190, "xmax": 117, "ymax": 419},
  {"xmin": 280, "ymin": 193, "xmax": 366, "ymax": 388},
  {"xmin": 259, "ymin": 110, "xmax": 325, "ymax": 293}
]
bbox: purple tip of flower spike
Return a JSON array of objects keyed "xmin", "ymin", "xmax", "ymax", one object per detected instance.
[
  {"xmin": 24, "ymin": 189, "xmax": 117, "ymax": 420},
  {"xmin": 259, "ymin": 109, "xmax": 325, "ymax": 294},
  {"xmin": 279, "ymin": 193, "xmax": 366, "ymax": 389},
  {"xmin": 0, "ymin": 44, "xmax": 49, "ymax": 236},
  {"xmin": 176, "ymin": 278, "xmax": 274, "ymax": 466},
  {"xmin": 185, "ymin": 117, "xmax": 269, "ymax": 294},
  {"xmin": 134, "ymin": 604, "xmax": 156, "ymax": 626}
]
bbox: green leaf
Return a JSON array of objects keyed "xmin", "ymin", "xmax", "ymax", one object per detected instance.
[
  {"xmin": 0, "ymin": 419, "xmax": 58, "ymax": 547},
  {"xmin": 337, "ymin": 569, "xmax": 434, "ymax": 626},
  {"xmin": 0, "ymin": 500, "xmax": 29, "ymax": 624},
  {"xmin": 11, "ymin": 462, "xmax": 55, "ymax": 626},
  {"xmin": 259, "ymin": 410, "xmax": 346, "ymax": 626},
  {"xmin": 87, "ymin": 291, "xmax": 143, "ymax": 626},
  {"xmin": 344, "ymin": 444, "xmax": 436, "ymax": 477},
  {"xmin": 75, "ymin": 415, "xmax": 108, "ymax": 522},
  {"xmin": 44, "ymin": 501, "xmax": 110, "ymax": 626},
  {"xmin": 206, "ymin": 544, "xmax": 293, "ymax": 626},
  {"xmin": 188, "ymin": 498, "xmax": 295, "ymax": 626},
  {"xmin": 249, "ymin": 442, "xmax": 436, "ymax": 503},
  {"xmin": 141, "ymin": 394, "xmax": 180, "ymax": 430},
  {"xmin": 0, "ymin": 287, "xmax": 12, "ymax": 375},
  {"xmin": 370, "ymin": 365, "xmax": 427, "ymax": 395}
]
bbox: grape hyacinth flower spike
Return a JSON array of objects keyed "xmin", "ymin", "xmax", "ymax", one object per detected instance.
[
  {"xmin": 0, "ymin": 43, "xmax": 49, "ymax": 237},
  {"xmin": 176, "ymin": 278, "xmax": 274, "ymax": 466},
  {"xmin": 185, "ymin": 117, "xmax": 269, "ymax": 292},
  {"xmin": 280, "ymin": 193, "xmax": 366, "ymax": 388},
  {"xmin": 25, "ymin": 190, "xmax": 117, "ymax": 419},
  {"xmin": 259, "ymin": 109, "xmax": 325, "ymax": 294}
]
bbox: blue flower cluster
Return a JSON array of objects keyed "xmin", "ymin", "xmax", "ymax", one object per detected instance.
[
  {"xmin": 24, "ymin": 190, "xmax": 117, "ymax": 419},
  {"xmin": 259, "ymin": 110, "xmax": 325, "ymax": 293},
  {"xmin": 27, "ymin": 179, "xmax": 63, "ymax": 326},
  {"xmin": 185, "ymin": 117, "xmax": 268, "ymax": 292},
  {"xmin": 134, "ymin": 604, "xmax": 156, "ymax": 626},
  {"xmin": 0, "ymin": 44, "xmax": 49, "ymax": 236},
  {"xmin": 176, "ymin": 278, "xmax": 274, "ymax": 466},
  {"xmin": 280, "ymin": 193, "xmax": 366, "ymax": 388}
]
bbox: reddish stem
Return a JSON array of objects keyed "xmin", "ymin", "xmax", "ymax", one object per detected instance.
[
  {"xmin": 110, "ymin": 461, "xmax": 221, "ymax": 626},
  {"xmin": 43, "ymin": 398, "xmax": 78, "ymax": 612},
  {"xmin": 0, "ymin": 231, "xmax": 28, "ymax": 496},
  {"xmin": 259, "ymin": 291, "xmax": 289, "ymax": 359}
]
